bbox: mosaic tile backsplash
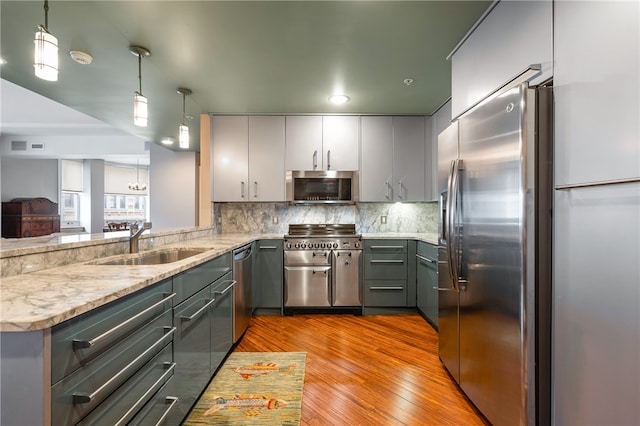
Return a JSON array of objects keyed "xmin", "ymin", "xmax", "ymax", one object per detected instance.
[{"xmin": 213, "ymin": 202, "xmax": 438, "ymax": 234}]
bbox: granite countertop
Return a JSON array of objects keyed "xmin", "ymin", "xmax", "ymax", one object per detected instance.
[{"xmin": 0, "ymin": 231, "xmax": 437, "ymax": 332}]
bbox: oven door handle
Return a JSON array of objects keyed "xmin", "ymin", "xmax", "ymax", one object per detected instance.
[{"xmin": 312, "ymin": 251, "xmax": 328, "ymax": 257}]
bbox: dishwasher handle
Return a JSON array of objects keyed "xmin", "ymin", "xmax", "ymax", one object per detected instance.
[{"xmin": 233, "ymin": 245, "xmax": 252, "ymax": 261}]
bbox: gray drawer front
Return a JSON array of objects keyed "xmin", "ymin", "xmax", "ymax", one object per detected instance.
[
  {"xmin": 173, "ymin": 253, "xmax": 232, "ymax": 304},
  {"xmin": 417, "ymin": 241, "xmax": 437, "ymax": 259},
  {"xmin": 51, "ymin": 312, "xmax": 175, "ymax": 425},
  {"xmin": 211, "ymin": 272, "xmax": 234, "ymax": 374},
  {"xmin": 364, "ymin": 254, "xmax": 408, "ymax": 280},
  {"xmin": 51, "ymin": 279, "xmax": 173, "ymax": 383},
  {"xmin": 364, "ymin": 280, "xmax": 408, "ymax": 306},
  {"xmin": 364, "ymin": 239, "xmax": 407, "ymax": 253},
  {"xmin": 128, "ymin": 378, "xmax": 179, "ymax": 426},
  {"xmin": 77, "ymin": 343, "xmax": 174, "ymax": 426}
]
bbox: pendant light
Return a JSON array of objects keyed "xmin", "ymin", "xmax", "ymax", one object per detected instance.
[
  {"xmin": 129, "ymin": 45, "xmax": 150, "ymax": 127},
  {"xmin": 34, "ymin": 0, "xmax": 58, "ymax": 81},
  {"xmin": 128, "ymin": 159, "xmax": 147, "ymax": 191},
  {"xmin": 177, "ymin": 88, "xmax": 192, "ymax": 149}
]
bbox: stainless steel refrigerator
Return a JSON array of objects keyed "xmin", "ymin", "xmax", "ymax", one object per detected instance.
[{"xmin": 438, "ymin": 83, "xmax": 552, "ymax": 426}]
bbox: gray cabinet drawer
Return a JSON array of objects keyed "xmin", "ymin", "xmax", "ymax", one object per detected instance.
[
  {"xmin": 51, "ymin": 312, "xmax": 175, "ymax": 425},
  {"xmin": 417, "ymin": 241, "xmax": 437, "ymax": 260},
  {"xmin": 173, "ymin": 252, "xmax": 232, "ymax": 304},
  {"xmin": 128, "ymin": 378, "xmax": 179, "ymax": 426},
  {"xmin": 51, "ymin": 279, "xmax": 174, "ymax": 383},
  {"xmin": 76, "ymin": 343, "xmax": 174, "ymax": 425},
  {"xmin": 211, "ymin": 272, "xmax": 234, "ymax": 374},
  {"xmin": 364, "ymin": 280, "xmax": 408, "ymax": 306},
  {"xmin": 364, "ymin": 254, "xmax": 408, "ymax": 280},
  {"xmin": 364, "ymin": 239, "xmax": 407, "ymax": 253}
]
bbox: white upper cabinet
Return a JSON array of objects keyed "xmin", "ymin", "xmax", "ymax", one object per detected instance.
[
  {"xmin": 393, "ymin": 116, "xmax": 426, "ymax": 201},
  {"xmin": 285, "ymin": 116, "xmax": 323, "ymax": 171},
  {"xmin": 212, "ymin": 115, "xmax": 285, "ymax": 202},
  {"xmin": 248, "ymin": 116, "xmax": 285, "ymax": 201},
  {"xmin": 212, "ymin": 116, "xmax": 249, "ymax": 202},
  {"xmin": 322, "ymin": 116, "xmax": 359, "ymax": 171},
  {"xmin": 361, "ymin": 116, "xmax": 394, "ymax": 201},
  {"xmin": 285, "ymin": 115, "xmax": 359, "ymax": 171},
  {"xmin": 361, "ymin": 116, "xmax": 429, "ymax": 202},
  {"xmin": 554, "ymin": 1, "xmax": 639, "ymax": 185},
  {"xmin": 450, "ymin": 0, "xmax": 552, "ymax": 119}
]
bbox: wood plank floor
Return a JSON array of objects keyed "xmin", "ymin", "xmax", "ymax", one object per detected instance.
[{"xmin": 234, "ymin": 313, "xmax": 488, "ymax": 426}]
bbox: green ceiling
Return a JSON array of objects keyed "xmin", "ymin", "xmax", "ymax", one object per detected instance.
[{"xmin": 0, "ymin": 1, "xmax": 491, "ymax": 151}]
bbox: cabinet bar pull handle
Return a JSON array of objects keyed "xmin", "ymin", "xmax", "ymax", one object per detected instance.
[
  {"xmin": 73, "ymin": 293, "xmax": 176, "ymax": 350},
  {"xmin": 416, "ymin": 254, "xmax": 435, "ymax": 263},
  {"xmin": 213, "ymin": 280, "xmax": 236, "ymax": 297},
  {"xmin": 254, "ymin": 181, "xmax": 258, "ymax": 198},
  {"xmin": 436, "ymin": 287, "xmax": 457, "ymax": 292},
  {"xmin": 113, "ymin": 362, "xmax": 176, "ymax": 426},
  {"xmin": 370, "ymin": 259, "xmax": 404, "ymax": 264},
  {"xmin": 555, "ymin": 177, "xmax": 640, "ymax": 190},
  {"xmin": 313, "ymin": 150, "xmax": 318, "ymax": 170},
  {"xmin": 180, "ymin": 299, "xmax": 215, "ymax": 322},
  {"xmin": 154, "ymin": 396, "xmax": 180, "ymax": 426},
  {"xmin": 241, "ymin": 181, "xmax": 245, "ymax": 198},
  {"xmin": 259, "ymin": 246, "xmax": 278, "ymax": 250},
  {"xmin": 370, "ymin": 245, "xmax": 405, "ymax": 249},
  {"xmin": 385, "ymin": 181, "xmax": 390, "ymax": 199},
  {"xmin": 73, "ymin": 326, "xmax": 176, "ymax": 404},
  {"xmin": 370, "ymin": 286, "xmax": 404, "ymax": 291},
  {"xmin": 398, "ymin": 180, "xmax": 403, "ymax": 199},
  {"xmin": 327, "ymin": 150, "xmax": 331, "ymax": 170}
]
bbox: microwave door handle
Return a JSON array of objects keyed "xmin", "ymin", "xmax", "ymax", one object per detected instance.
[
  {"xmin": 313, "ymin": 150, "xmax": 318, "ymax": 170},
  {"xmin": 327, "ymin": 150, "xmax": 331, "ymax": 170}
]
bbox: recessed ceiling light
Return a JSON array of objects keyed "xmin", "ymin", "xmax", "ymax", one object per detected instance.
[
  {"xmin": 329, "ymin": 94, "xmax": 350, "ymax": 105},
  {"xmin": 403, "ymin": 78, "xmax": 414, "ymax": 86},
  {"xmin": 161, "ymin": 138, "xmax": 174, "ymax": 145},
  {"xmin": 69, "ymin": 50, "xmax": 93, "ymax": 65}
]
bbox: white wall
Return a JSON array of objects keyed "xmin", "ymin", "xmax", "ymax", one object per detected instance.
[
  {"xmin": 0, "ymin": 158, "xmax": 58, "ymax": 202},
  {"xmin": 149, "ymin": 144, "xmax": 196, "ymax": 230}
]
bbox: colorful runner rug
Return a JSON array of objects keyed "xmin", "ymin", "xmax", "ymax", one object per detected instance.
[{"xmin": 183, "ymin": 352, "xmax": 306, "ymax": 425}]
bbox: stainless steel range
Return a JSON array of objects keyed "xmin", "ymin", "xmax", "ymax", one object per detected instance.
[{"xmin": 284, "ymin": 224, "xmax": 362, "ymax": 315}]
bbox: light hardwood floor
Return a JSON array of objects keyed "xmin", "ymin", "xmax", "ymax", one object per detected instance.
[{"xmin": 234, "ymin": 313, "xmax": 488, "ymax": 426}]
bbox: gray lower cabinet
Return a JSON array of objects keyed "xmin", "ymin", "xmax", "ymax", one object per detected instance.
[
  {"xmin": 416, "ymin": 241, "xmax": 438, "ymax": 327},
  {"xmin": 169, "ymin": 254, "xmax": 233, "ymax": 424},
  {"xmin": 363, "ymin": 240, "xmax": 411, "ymax": 307},
  {"xmin": 50, "ymin": 279, "xmax": 176, "ymax": 425},
  {"xmin": 253, "ymin": 239, "xmax": 284, "ymax": 311}
]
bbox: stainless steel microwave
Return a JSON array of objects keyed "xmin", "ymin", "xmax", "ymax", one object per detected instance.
[{"xmin": 286, "ymin": 170, "xmax": 359, "ymax": 204}]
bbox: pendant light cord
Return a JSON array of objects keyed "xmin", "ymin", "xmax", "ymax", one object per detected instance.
[
  {"xmin": 43, "ymin": 0, "xmax": 49, "ymax": 32},
  {"xmin": 182, "ymin": 92, "xmax": 186, "ymax": 125},
  {"xmin": 137, "ymin": 54, "xmax": 143, "ymax": 94}
]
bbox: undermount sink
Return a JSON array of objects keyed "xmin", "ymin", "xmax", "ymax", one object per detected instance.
[{"xmin": 93, "ymin": 248, "xmax": 207, "ymax": 266}]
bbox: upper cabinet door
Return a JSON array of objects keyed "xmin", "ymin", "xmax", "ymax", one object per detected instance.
[
  {"xmin": 212, "ymin": 116, "xmax": 249, "ymax": 202},
  {"xmin": 393, "ymin": 116, "xmax": 425, "ymax": 202},
  {"xmin": 554, "ymin": 1, "xmax": 639, "ymax": 185},
  {"xmin": 248, "ymin": 116, "xmax": 286, "ymax": 201},
  {"xmin": 285, "ymin": 116, "xmax": 323, "ymax": 170},
  {"xmin": 361, "ymin": 116, "xmax": 394, "ymax": 201},
  {"xmin": 451, "ymin": 0, "xmax": 552, "ymax": 119},
  {"xmin": 322, "ymin": 116, "xmax": 359, "ymax": 171}
]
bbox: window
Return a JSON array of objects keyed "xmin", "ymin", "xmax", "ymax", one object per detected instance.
[
  {"xmin": 61, "ymin": 191, "xmax": 80, "ymax": 223},
  {"xmin": 104, "ymin": 194, "xmax": 147, "ymax": 223},
  {"xmin": 60, "ymin": 160, "xmax": 83, "ymax": 227}
]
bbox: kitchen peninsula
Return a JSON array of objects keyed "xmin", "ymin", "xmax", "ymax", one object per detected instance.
[{"xmin": 0, "ymin": 226, "xmax": 437, "ymax": 425}]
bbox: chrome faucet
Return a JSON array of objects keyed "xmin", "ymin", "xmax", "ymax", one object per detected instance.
[{"xmin": 129, "ymin": 222, "xmax": 152, "ymax": 253}]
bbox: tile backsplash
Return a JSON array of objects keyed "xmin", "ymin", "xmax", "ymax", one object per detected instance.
[{"xmin": 213, "ymin": 202, "xmax": 438, "ymax": 234}]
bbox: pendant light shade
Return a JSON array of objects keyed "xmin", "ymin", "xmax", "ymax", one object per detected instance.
[
  {"xmin": 34, "ymin": 1, "xmax": 58, "ymax": 81},
  {"xmin": 177, "ymin": 88, "xmax": 192, "ymax": 149},
  {"xmin": 133, "ymin": 92, "xmax": 148, "ymax": 127},
  {"xmin": 179, "ymin": 124, "xmax": 189, "ymax": 149},
  {"xmin": 130, "ymin": 45, "xmax": 150, "ymax": 127}
]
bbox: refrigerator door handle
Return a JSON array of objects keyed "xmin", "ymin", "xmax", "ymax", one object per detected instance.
[
  {"xmin": 446, "ymin": 160, "xmax": 458, "ymax": 291},
  {"xmin": 449, "ymin": 159, "xmax": 464, "ymax": 291}
]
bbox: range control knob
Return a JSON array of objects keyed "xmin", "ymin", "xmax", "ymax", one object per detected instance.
[
  {"xmin": 314, "ymin": 242, "xmax": 320, "ymax": 248},
  {"xmin": 319, "ymin": 242, "xmax": 325, "ymax": 248},
  {"xmin": 294, "ymin": 242, "xmax": 300, "ymax": 249},
  {"xmin": 301, "ymin": 243, "xmax": 307, "ymax": 249},
  {"xmin": 333, "ymin": 242, "xmax": 339, "ymax": 249},
  {"xmin": 286, "ymin": 243, "xmax": 292, "ymax": 249},
  {"xmin": 354, "ymin": 241, "xmax": 360, "ymax": 248}
]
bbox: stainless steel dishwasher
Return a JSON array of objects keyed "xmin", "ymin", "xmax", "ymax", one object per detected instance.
[{"xmin": 233, "ymin": 244, "xmax": 252, "ymax": 343}]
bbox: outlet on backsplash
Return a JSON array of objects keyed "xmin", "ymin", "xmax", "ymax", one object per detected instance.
[
  {"xmin": 381, "ymin": 215, "xmax": 387, "ymax": 224},
  {"xmin": 272, "ymin": 215, "xmax": 278, "ymax": 224}
]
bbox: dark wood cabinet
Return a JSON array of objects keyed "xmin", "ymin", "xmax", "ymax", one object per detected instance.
[{"xmin": 1, "ymin": 197, "xmax": 60, "ymax": 238}]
